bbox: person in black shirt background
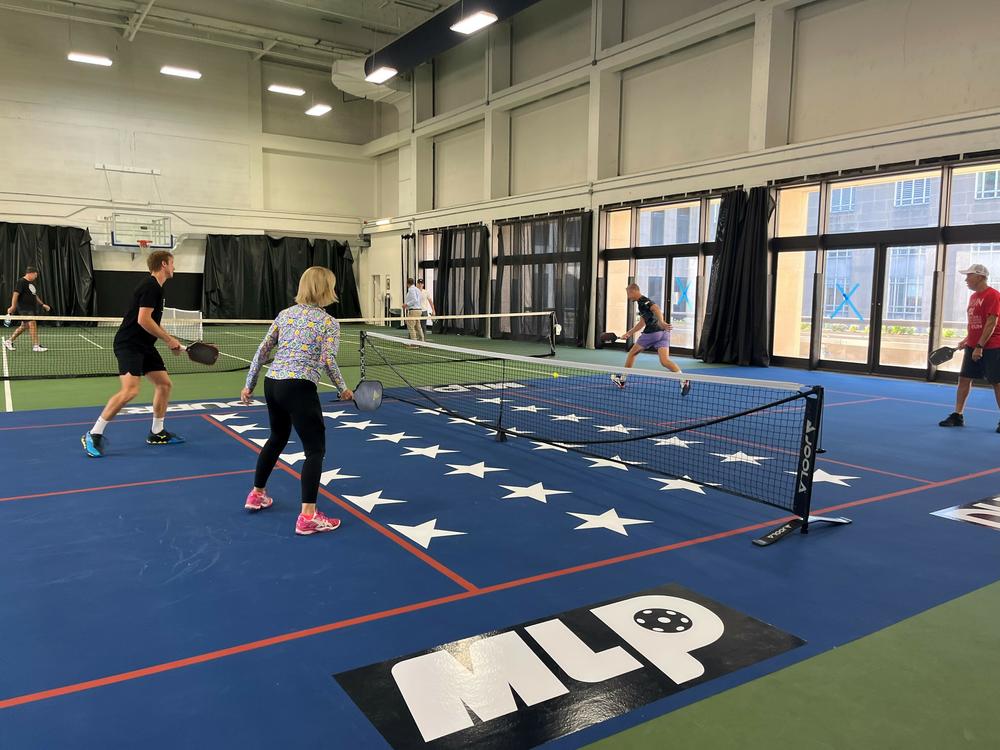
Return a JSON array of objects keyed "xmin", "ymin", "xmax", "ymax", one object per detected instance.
[
  {"xmin": 82, "ymin": 250, "xmax": 184, "ymax": 457},
  {"xmin": 4, "ymin": 266, "xmax": 51, "ymax": 352}
]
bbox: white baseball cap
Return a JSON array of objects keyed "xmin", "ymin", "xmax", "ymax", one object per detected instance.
[{"xmin": 958, "ymin": 263, "xmax": 989, "ymax": 278}]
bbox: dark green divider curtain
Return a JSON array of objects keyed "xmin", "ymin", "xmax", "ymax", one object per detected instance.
[
  {"xmin": 697, "ymin": 187, "xmax": 773, "ymax": 366},
  {"xmin": 493, "ymin": 212, "xmax": 592, "ymax": 346},
  {"xmin": 0, "ymin": 222, "xmax": 95, "ymax": 317},
  {"xmin": 433, "ymin": 226, "xmax": 489, "ymax": 335},
  {"xmin": 203, "ymin": 235, "xmax": 361, "ymax": 319}
]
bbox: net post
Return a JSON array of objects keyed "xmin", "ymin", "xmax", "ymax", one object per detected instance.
[
  {"xmin": 793, "ymin": 386, "xmax": 823, "ymax": 534},
  {"xmin": 495, "ymin": 353, "xmax": 507, "ymax": 442},
  {"xmin": 359, "ymin": 330, "xmax": 367, "ymax": 379}
]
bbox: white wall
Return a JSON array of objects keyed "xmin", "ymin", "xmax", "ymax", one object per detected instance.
[
  {"xmin": 619, "ymin": 26, "xmax": 754, "ymax": 175},
  {"xmin": 434, "ymin": 36, "xmax": 486, "ymax": 115},
  {"xmin": 510, "ymin": 0, "xmax": 592, "ymax": 85},
  {"xmin": 0, "ymin": 10, "xmax": 368, "ymax": 278},
  {"xmin": 377, "ymin": 151, "xmax": 400, "ymax": 218},
  {"xmin": 790, "ymin": 0, "xmax": 1000, "ymax": 143},
  {"xmin": 622, "ymin": 0, "xmax": 723, "ymax": 43},
  {"xmin": 433, "ymin": 122, "xmax": 485, "ymax": 209},
  {"xmin": 510, "ymin": 86, "xmax": 589, "ymax": 195}
]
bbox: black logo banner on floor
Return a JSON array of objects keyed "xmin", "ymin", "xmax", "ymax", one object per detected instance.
[{"xmin": 335, "ymin": 583, "xmax": 804, "ymax": 749}]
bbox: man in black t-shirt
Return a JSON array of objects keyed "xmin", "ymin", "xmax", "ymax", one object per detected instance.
[
  {"xmin": 611, "ymin": 283, "xmax": 691, "ymax": 395},
  {"xmin": 82, "ymin": 251, "xmax": 184, "ymax": 457},
  {"xmin": 4, "ymin": 266, "xmax": 51, "ymax": 352}
]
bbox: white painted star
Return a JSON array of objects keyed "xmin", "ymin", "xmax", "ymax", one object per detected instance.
[
  {"xmin": 248, "ymin": 437, "xmax": 269, "ymax": 447},
  {"xmin": 368, "ymin": 432, "xmax": 420, "ymax": 444},
  {"xmin": 388, "ymin": 519, "xmax": 466, "ymax": 549},
  {"xmin": 785, "ymin": 468, "xmax": 859, "ymax": 486},
  {"xmin": 211, "ymin": 414, "xmax": 244, "ymax": 422},
  {"xmin": 532, "ymin": 441, "xmax": 567, "ymax": 452},
  {"xmin": 335, "ymin": 420, "xmax": 385, "ymax": 431},
  {"xmin": 323, "ymin": 410, "xmax": 349, "ymax": 420},
  {"xmin": 511, "ymin": 405, "xmax": 547, "ymax": 413},
  {"xmin": 229, "ymin": 422, "xmax": 266, "ymax": 434},
  {"xmin": 584, "ymin": 456, "xmax": 630, "ymax": 471},
  {"xmin": 506, "ymin": 426, "xmax": 533, "ymax": 435},
  {"xmin": 711, "ymin": 451, "xmax": 772, "ymax": 465},
  {"xmin": 550, "ymin": 413, "xmax": 592, "ymax": 423},
  {"xmin": 595, "ymin": 423, "xmax": 641, "ymax": 434},
  {"xmin": 445, "ymin": 461, "xmax": 508, "ymax": 478},
  {"xmin": 499, "ymin": 482, "xmax": 571, "ymax": 504},
  {"xmin": 477, "ymin": 397, "xmax": 503, "ymax": 404},
  {"xmin": 650, "ymin": 475, "xmax": 706, "ymax": 494},
  {"xmin": 555, "ymin": 442, "xmax": 583, "ymax": 449},
  {"xmin": 650, "ymin": 436, "xmax": 702, "ymax": 448},
  {"xmin": 610, "ymin": 454, "xmax": 645, "ymax": 465},
  {"xmin": 567, "ymin": 509, "xmax": 653, "ymax": 536},
  {"xmin": 448, "ymin": 416, "xmax": 490, "ymax": 426},
  {"xmin": 414, "ymin": 408, "xmax": 445, "ymax": 416},
  {"xmin": 342, "ymin": 490, "xmax": 406, "ymax": 513},
  {"xmin": 401, "ymin": 444, "xmax": 458, "ymax": 459},
  {"xmin": 320, "ymin": 468, "xmax": 360, "ymax": 484},
  {"xmin": 280, "ymin": 451, "xmax": 306, "ymax": 464}
]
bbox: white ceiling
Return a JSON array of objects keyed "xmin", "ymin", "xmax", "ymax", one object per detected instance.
[{"xmin": 2, "ymin": 0, "xmax": 447, "ymax": 69}]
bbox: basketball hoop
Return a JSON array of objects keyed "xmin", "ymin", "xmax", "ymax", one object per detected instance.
[{"xmin": 137, "ymin": 240, "xmax": 151, "ymax": 250}]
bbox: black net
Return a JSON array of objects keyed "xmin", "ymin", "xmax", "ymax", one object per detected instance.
[
  {"xmin": 361, "ymin": 332, "xmax": 822, "ymax": 516},
  {"xmin": 0, "ymin": 311, "xmax": 556, "ymax": 380}
]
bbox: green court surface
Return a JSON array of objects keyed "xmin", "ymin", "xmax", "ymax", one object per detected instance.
[{"xmin": 587, "ymin": 581, "xmax": 1000, "ymax": 750}]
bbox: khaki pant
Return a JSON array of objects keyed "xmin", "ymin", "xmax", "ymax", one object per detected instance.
[{"xmin": 405, "ymin": 312, "xmax": 425, "ymax": 341}]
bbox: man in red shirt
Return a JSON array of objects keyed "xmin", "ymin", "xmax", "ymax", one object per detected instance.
[{"xmin": 939, "ymin": 264, "xmax": 1000, "ymax": 432}]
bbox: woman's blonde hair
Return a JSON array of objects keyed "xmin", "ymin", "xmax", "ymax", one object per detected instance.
[{"xmin": 295, "ymin": 266, "xmax": 338, "ymax": 307}]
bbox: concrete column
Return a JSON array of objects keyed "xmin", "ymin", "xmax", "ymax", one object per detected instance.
[
  {"xmin": 484, "ymin": 108, "xmax": 511, "ymax": 200},
  {"xmin": 489, "ymin": 21, "xmax": 512, "ymax": 95},
  {"xmin": 748, "ymin": 4, "xmax": 795, "ymax": 151},
  {"xmin": 587, "ymin": 68, "xmax": 621, "ymax": 182},
  {"xmin": 413, "ymin": 62, "xmax": 434, "ymax": 123},
  {"xmin": 598, "ymin": 0, "xmax": 625, "ymax": 52},
  {"xmin": 411, "ymin": 135, "xmax": 434, "ymax": 213},
  {"xmin": 247, "ymin": 58, "xmax": 265, "ymax": 210}
]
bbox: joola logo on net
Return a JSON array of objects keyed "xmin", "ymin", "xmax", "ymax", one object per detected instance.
[
  {"xmin": 798, "ymin": 419, "xmax": 817, "ymax": 494},
  {"xmin": 335, "ymin": 584, "xmax": 803, "ymax": 749}
]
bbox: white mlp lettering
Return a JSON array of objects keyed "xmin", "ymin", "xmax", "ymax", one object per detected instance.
[
  {"xmin": 390, "ymin": 632, "xmax": 568, "ymax": 743},
  {"xmin": 590, "ymin": 595, "xmax": 724, "ymax": 684},
  {"xmin": 524, "ymin": 618, "xmax": 643, "ymax": 683}
]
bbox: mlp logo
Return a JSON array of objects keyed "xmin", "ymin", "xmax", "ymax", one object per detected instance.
[
  {"xmin": 932, "ymin": 495, "xmax": 1000, "ymax": 531},
  {"xmin": 335, "ymin": 584, "xmax": 803, "ymax": 750}
]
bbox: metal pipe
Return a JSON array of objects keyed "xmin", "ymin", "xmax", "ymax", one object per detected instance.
[{"xmin": 125, "ymin": 0, "xmax": 156, "ymax": 41}]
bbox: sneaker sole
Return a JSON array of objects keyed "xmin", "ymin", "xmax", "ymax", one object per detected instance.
[
  {"xmin": 80, "ymin": 435, "xmax": 104, "ymax": 458},
  {"xmin": 295, "ymin": 524, "xmax": 341, "ymax": 535}
]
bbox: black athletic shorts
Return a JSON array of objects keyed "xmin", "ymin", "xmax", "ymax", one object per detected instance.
[
  {"xmin": 959, "ymin": 346, "xmax": 1000, "ymax": 384},
  {"xmin": 14, "ymin": 305, "xmax": 38, "ymax": 318},
  {"xmin": 115, "ymin": 346, "xmax": 166, "ymax": 377}
]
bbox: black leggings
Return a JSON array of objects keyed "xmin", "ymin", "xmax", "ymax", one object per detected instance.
[{"xmin": 254, "ymin": 378, "xmax": 325, "ymax": 504}]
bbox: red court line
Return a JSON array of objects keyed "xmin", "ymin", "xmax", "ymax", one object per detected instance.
[
  {"xmin": 0, "ymin": 412, "xmax": 247, "ymax": 432},
  {"xmin": 827, "ymin": 389, "xmax": 998, "ymax": 414},
  {"xmin": 201, "ymin": 415, "xmax": 479, "ymax": 594},
  {"xmin": 0, "ymin": 469, "xmax": 255, "ymax": 503},
  {"xmin": 3, "ymin": 462, "xmax": 992, "ymax": 712},
  {"xmin": 824, "ymin": 397, "xmax": 890, "ymax": 408},
  {"xmin": 818, "ymin": 458, "xmax": 932, "ymax": 485}
]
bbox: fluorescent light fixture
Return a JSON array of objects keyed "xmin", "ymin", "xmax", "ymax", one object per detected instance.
[
  {"xmin": 268, "ymin": 84, "xmax": 305, "ymax": 96},
  {"xmin": 375, "ymin": 218, "xmax": 391, "ymax": 226},
  {"xmin": 305, "ymin": 103, "xmax": 332, "ymax": 116},
  {"xmin": 67, "ymin": 52, "xmax": 112, "ymax": 67},
  {"xmin": 450, "ymin": 10, "xmax": 498, "ymax": 34},
  {"xmin": 160, "ymin": 65, "xmax": 201, "ymax": 79},
  {"xmin": 364, "ymin": 66, "xmax": 397, "ymax": 84}
]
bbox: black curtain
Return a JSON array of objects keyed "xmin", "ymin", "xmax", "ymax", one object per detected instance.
[
  {"xmin": 697, "ymin": 187, "xmax": 773, "ymax": 366},
  {"xmin": 0, "ymin": 222, "xmax": 95, "ymax": 317},
  {"xmin": 203, "ymin": 235, "xmax": 361, "ymax": 319},
  {"xmin": 313, "ymin": 239, "xmax": 362, "ymax": 319},
  {"xmin": 433, "ymin": 226, "xmax": 488, "ymax": 335},
  {"xmin": 492, "ymin": 212, "xmax": 592, "ymax": 346}
]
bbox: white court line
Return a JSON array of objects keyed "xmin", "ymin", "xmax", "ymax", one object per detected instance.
[
  {"xmin": 78, "ymin": 333, "xmax": 104, "ymax": 349},
  {"xmin": 1, "ymin": 337, "xmax": 13, "ymax": 412}
]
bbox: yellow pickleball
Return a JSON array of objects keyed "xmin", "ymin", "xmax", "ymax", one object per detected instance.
[{"xmin": 552, "ymin": 371, "xmax": 559, "ymax": 378}]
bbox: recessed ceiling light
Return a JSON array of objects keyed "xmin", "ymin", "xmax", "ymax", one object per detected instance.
[
  {"xmin": 160, "ymin": 66, "xmax": 202, "ymax": 79},
  {"xmin": 450, "ymin": 10, "xmax": 498, "ymax": 34},
  {"xmin": 68, "ymin": 52, "xmax": 112, "ymax": 67},
  {"xmin": 306, "ymin": 103, "xmax": 332, "ymax": 116},
  {"xmin": 375, "ymin": 218, "xmax": 391, "ymax": 225},
  {"xmin": 268, "ymin": 84, "xmax": 305, "ymax": 96},
  {"xmin": 364, "ymin": 66, "xmax": 397, "ymax": 84}
]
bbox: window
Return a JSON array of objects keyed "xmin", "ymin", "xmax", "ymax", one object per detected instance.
[
  {"xmin": 938, "ymin": 243, "xmax": 1000, "ymax": 372},
  {"xmin": 975, "ymin": 170, "xmax": 1000, "ymax": 200},
  {"xmin": 773, "ymin": 251, "xmax": 816, "ymax": 359},
  {"xmin": 884, "ymin": 246, "xmax": 929, "ymax": 321},
  {"xmin": 824, "ymin": 250, "xmax": 853, "ymax": 318},
  {"xmin": 607, "ymin": 210, "xmax": 631, "ymax": 248},
  {"xmin": 776, "ymin": 185, "xmax": 820, "ymax": 237},
  {"xmin": 894, "ymin": 178, "xmax": 932, "ymax": 207},
  {"xmin": 707, "ymin": 198, "xmax": 721, "ymax": 241},
  {"xmin": 637, "ymin": 201, "xmax": 700, "ymax": 246},
  {"xmin": 829, "ymin": 186, "xmax": 855, "ymax": 213}
]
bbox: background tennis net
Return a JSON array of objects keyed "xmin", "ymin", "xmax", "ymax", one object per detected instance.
[
  {"xmin": 0, "ymin": 311, "xmax": 557, "ymax": 380},
  {"xmin": 361, "ymin": 331, "xmax": 823, "ymax": 520}
]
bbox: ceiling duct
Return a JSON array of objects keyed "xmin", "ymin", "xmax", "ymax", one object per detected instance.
[
  {"xmin": 331, "ymin": 58, "xmax": 410, "ymax": 105},
  {"xmin": 363, "ymin": 0, "xmax": 543, "ymax": 79}
]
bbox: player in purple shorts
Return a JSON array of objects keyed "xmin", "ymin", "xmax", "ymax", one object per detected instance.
[{"xmin": 611, "ymin": 283, "xmax": 691, "ymax": 395}]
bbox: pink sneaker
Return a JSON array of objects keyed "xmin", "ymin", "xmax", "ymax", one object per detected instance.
[
  {"xmin": 245, "ymin": 489, "xmax": 273, "ymax": 512},
  {"xmin": 296, "ymin": 510, "xmax": 341, "ymax": 535}
]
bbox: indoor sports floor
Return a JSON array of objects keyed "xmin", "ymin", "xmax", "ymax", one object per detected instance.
[{"xmin": 1, "ymin": 350, "xmax": 999, "ymax": 748}]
